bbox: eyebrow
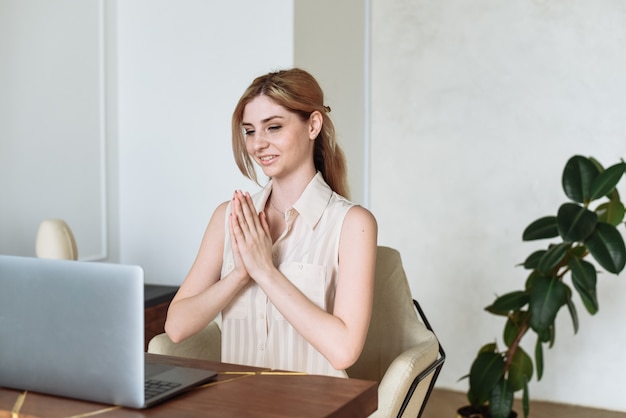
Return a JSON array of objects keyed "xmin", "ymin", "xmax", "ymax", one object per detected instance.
[{"xmin": 242, "ymin": 115, "xmax": 285, "ymax": 126}]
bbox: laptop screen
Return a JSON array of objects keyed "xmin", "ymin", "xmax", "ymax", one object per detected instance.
[{"xmin": 0, "ymin": 255, "xmax": 146, "ymax": 407}]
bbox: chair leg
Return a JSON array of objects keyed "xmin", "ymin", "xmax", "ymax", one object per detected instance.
[
  {"xmin": 397, "ymin": 299, "xmax": 445, "ymax": 418},
  {"xmin": 416, "ymin": 353, "xmax": 445, "ymax": 418}
]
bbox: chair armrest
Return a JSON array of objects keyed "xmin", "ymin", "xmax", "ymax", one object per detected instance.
[
  {"xmin": 369, "ymin": 331, "xmax": 439, "ymax": 418},
  {"xmin": 147, "ymin": 321, "xmax": 221, "ymax": 362}
]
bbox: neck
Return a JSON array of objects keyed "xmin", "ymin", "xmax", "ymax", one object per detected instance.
[
  {"xmin": 269, "ymin": 195, "xmax": 286, "ymax": 215},
  {"xmin": 269, "ymin": 170, "xmax": 316, "ymax": 209}
]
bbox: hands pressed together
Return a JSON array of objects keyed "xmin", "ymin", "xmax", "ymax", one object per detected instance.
[{"xmin": 228, "ymin": 190, "xmax": 275, "ymax": 285}]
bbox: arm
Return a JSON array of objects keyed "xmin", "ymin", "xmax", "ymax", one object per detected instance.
[
  {"xmin": 164, "ymin": 200, "xmax": 250, "ymax": 343},
  {"xmin": 231, "ymin": 192, "xmax": 377, "ymax": 370}
]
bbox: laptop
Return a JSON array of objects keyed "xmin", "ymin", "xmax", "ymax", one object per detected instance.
[{"xmin": 0, "ymin": 255, "xmax": 217, "ymax": 408}]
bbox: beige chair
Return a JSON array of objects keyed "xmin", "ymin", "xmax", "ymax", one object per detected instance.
[
  {"xmin": 148, "ymin": 246, "xmax": 445, "ymax": 417},
  {"xmin": 347, "ymin": 246, "xmax": 445, "ymax": 417},
  {"xmin": 149, "ymin": 321, "xmax": 221, "ymax": 361},
  {"xmin": 35, "ymin": 219, "xmax": 78, "ymax": 260}
]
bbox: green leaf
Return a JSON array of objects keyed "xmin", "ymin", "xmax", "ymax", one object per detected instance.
[
  {"xmin": 523, "ymin": 250, "xmax": 545, "ymax": 270},
  {"xmin": 548, "ymin": 324, "xmax": 556, "ymax": 348},
  {"xmin": 489, "ymin": 378, "xmax": 514, "ymax": 418},
  {"xmin": 508, "ymin": 346, "xmax": 533, "ymax": 391},
  {"xmin": 486, "ymin": 291, "xmax": 529, "ymax": 315},
  {"xmin": 529, "ymin": 277, "xmax": 567, "ymax": 336},
  {"xmin": 570, "ymin": 245, "xmax": 587, "ymax": 258},
  {"xmin": 596, "ymin": 200, "xmax": 625, "ymax": 226},
  {"xmin": 503, "ymin": 311, "xmax": 529, "ymax": 347},
  {"xmin": 588, "ymin": 156, "xmax": 605, "ymax": 172},
  {"xmin": 534, "ymin": 338, "xmax": 544, "ymax": 380},
  {"xmin": 536, "ymin": 328, "xmax": 551, "ymax": 343},
  {"xmin": 524, "ymin": 271, "xmax": 542, "ymax": 291},
  {"xmin": 589, "ymin": 162, "xmax": 626, "ymax": 201},
  {"xmin": 565, "ymin": 290, "xmax": 580, "ymax": 333},
  {"xmin": 585, "ymin": 222, "xmax": 626, "ymax": 274},
  {"xmin": 537, "ymin": 242, "xmax": 570, "ymax": 274},
  {"xmin": 523, "ymin": 216, "xmax": 558, "ymax": 241},
  {"xmin": 503, "ymin": 319, "xmax": 517, "ymax": 347},
  {"xmin": 568, "ymin": 257, "xmax": 598, "ymax": 315},
  {"xmin": 523, "ymin": 380, "xmax": 530, "ymax": 418},
  {"xmin": 556, "ymin": 203, "xmax": 598, "ymax": 242},
  {"xmin": 469, "ymin": 352, "xmax": 506, "ymax": 407},
  {"xmin": 562, "ymin": 155, "xmax": 600, "ymax": 203},
  {"xmin": 478, "ymin": 343, "xmax": 498, "ymax": 355}
]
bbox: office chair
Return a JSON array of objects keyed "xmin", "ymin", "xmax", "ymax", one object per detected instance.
[
  {"xmin": 347, "ymin": 246, "xmax": 445, "ymax": 417},
  {"xmin": 149, "ymin": 246, "xmax": 445, "ymax": 417},
  {"xmin": 35, "ymin": 219, "xmax": 78, "ymax": 260}
]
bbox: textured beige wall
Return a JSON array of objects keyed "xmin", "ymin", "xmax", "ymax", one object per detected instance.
[{"xmin": 370, "ymin": 0, "xmax": 626, "ymax": 411}]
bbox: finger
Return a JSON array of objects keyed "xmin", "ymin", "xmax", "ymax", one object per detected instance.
[
  {"xmin": 232, "ymin": 194, "xmax": 262, "ymax": 251},
  {"xmin": 232, "ymin": 193, "xmax": 251, "ymax": 237},
  {"xmin": 246, "ymin": 192, "xmax": 269, "ymax": 237},
  {"xmin": 229, "ymin": 211, "xmax": 243, "ymax": 245},
  {"xmin": 238, "ymin": 191, "xmax": 263, "ymax": 235},
  {"xmin": 229, "ymin": 213, "xmax": 251, "ymax": 280},
  {"xmin": 229, "ymin": 215, "xmax": 242, "ymax": 257},
  {"xmin": 259, "ymin": 211, "xmax": 271, "ymax": 237}
]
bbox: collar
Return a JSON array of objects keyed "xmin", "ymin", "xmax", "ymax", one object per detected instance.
[{"xmin": 254, "ymin": 172, "xmax": 333, "ymax": 229}]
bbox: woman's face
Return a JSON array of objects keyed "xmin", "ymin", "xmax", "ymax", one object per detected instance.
[{"xmin": 242, "ymin": 95, "xmax": 320, "ymax": 180}]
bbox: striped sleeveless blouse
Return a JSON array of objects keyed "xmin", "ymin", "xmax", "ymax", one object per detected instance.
[{"xmin": 220, "ymin": 173, "xmax": 354, "ymax": 378}]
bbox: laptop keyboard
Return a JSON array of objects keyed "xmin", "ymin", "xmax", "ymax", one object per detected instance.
[{"xmin": 145, "ymin": 378, "xmax": 182, "ymax": 400}]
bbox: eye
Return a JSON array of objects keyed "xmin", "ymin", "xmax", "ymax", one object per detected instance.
[
  {"xmin": 244, "ymin": 129, "xmax": 255, "ymax": 136},
  {"xmin": 268, "ymin": 125, "xmax": 281, "ymax": 132}
]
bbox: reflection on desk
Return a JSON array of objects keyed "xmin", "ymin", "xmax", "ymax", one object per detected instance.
[{"xmin": 0, "ymin": 354, "xmax": 378, "ymax": 417}]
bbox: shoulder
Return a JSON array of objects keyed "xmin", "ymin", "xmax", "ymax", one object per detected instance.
[
  {"xmin": 342, "ymin": 205, "xmax": 377, "ymax": 235},
  {"xmin": 204, "ymin": 200, "xmax": 232, "ymax": 236},
  {"xmin": 212, "ymin": 200, "xmax": 231, "ymax": 221},
  {"xmin": 338, "ymin": 206, "xmax": 377, "ymax": 273}
]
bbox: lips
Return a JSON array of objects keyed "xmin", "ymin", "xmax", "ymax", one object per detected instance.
[{"xmin": 258, "ymin": 155, "xmax": 278, "ymax": 165}]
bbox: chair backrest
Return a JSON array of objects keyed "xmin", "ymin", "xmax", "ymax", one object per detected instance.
[
  {"xmin": 347, "ymin": 246, "xmax": 432, "ymax": 382},
  {"xmin": 35, "ymin": 219, "xmax": 78, "ymax": 260}
]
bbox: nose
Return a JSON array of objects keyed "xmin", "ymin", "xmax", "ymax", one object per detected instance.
[{"xmin": 250, "ymin": 132, "xmax": 269, "ymax": 152}]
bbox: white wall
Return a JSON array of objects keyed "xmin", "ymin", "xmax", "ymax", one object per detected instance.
[
  {"xmin": 114, "ymin": 1, "xmax": 293, "ymax": 283},
  {"xmin": 0, "ymin": 0, "xmax": 106, "ymax": 259},
  {"xmin": 371, "ymin": 0, "xmax": 626, "ymax": 411},
  {"xmin": 294, "ymin": 0, "xmax": 368, "ymax": 206}
]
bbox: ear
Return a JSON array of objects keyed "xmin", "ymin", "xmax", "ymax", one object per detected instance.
[{"xmin": 308, "ymin": 111, "xmax": 323, "ymax": 140}]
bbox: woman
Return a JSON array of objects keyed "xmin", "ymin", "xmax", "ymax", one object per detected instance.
[{"xmin": 165, "ymin": 68, "xmax": 377, "ymax": 377}]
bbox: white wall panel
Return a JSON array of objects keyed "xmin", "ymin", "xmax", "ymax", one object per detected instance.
[
  {"xmin": 0, "ymin": 0, "xmax": 106, "ymax": 260},
  {"xmin": 115, "ymin": 1, "xmax": 293, "ymax": 284},
  {"xmin": 294, "ymin": 0, "xmax": 368, "ymax": 206}
]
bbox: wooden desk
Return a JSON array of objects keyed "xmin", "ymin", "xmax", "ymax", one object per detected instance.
[{"xmin": 0, "ymin": 354, "xmax": 378, "ymax": 417}]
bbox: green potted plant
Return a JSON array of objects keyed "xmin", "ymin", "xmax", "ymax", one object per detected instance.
[{"xmin": 459, "ymin": 155, "xmax": 626, "ymax": 418}]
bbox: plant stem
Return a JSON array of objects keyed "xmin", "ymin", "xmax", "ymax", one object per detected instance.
[{"xmin": 504, "ymin": 320, "xmax": 529, "ymax": 373}]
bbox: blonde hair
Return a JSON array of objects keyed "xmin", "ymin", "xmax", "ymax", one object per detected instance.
[{"xmin": 231, "ymin": 68, "xmax": 349, "ymax": 198}]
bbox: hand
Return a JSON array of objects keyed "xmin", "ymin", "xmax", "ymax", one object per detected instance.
[
  {"xmin": 230, "ymin": 190, "xmax": 274, "ymax": 280},
  {"xmin": 228, "ymin": 206, "xmax": 251, "ymax": 287}
]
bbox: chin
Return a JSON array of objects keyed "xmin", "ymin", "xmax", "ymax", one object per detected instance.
[{"xmin": 259, "ymin": 165, "xmax": 281, "ymax": 177}]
